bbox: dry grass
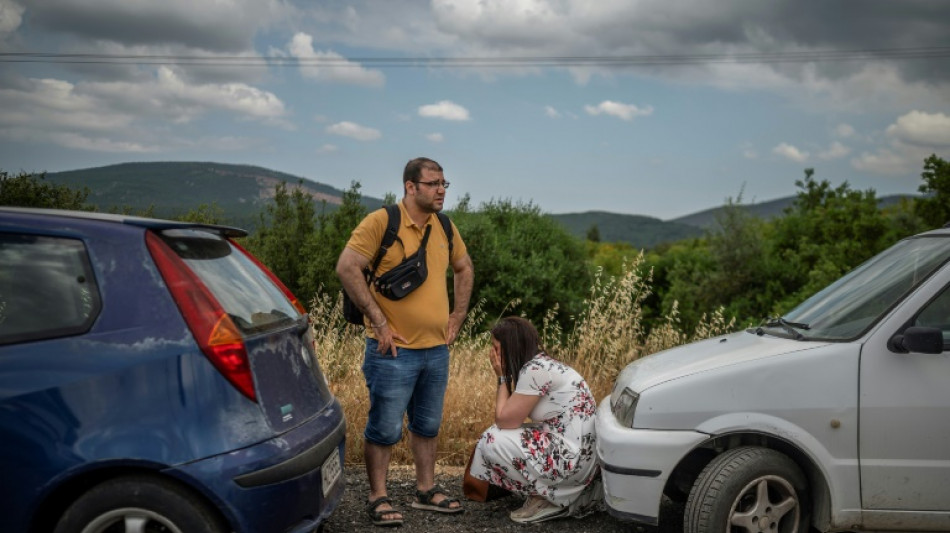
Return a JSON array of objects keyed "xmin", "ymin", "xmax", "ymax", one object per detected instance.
[{"xmin": 310, "ymin": 255, "xmax": 735, "ymax": 467}]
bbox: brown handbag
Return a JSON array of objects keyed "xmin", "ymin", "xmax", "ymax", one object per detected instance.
[{"xmin": 462, "ymin": 446, "xmax": 511, "ymax": 502}]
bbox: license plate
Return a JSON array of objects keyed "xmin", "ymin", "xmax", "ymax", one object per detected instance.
[{"xmin": 321, "ymin": 449, "xmax": 342, "ymax": 496}]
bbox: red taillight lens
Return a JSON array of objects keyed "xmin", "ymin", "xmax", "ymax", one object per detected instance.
[
  {"xmin": 145, "ymin": 232, "xmax": 257, "ymax": 401},
  {"xmin": 230, "ymin": 239, "xmax": 307, "ymax": 315}
]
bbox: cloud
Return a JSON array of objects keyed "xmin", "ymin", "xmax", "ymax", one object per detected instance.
[
  {"xmin": 740, "ymin": 142, "xmax": 757, "ymax": 159},
  {"xmin": 418, "ymin": 100, "xmax": 471, "ymax": 121},
  {"xmin": 886, "ymin": 111, "xmax": 950, "ymax": 148},
  {"xmin": 835, "ymin": 123, "xmax": 855, "ymax": 138},
  {"xmin": 427, "ymin": 0, "xmax": 950, "ymax": 84},
  {"xmin": 0, "ymin": 0, "xmax": 24, "ymax": 37},
  {"xmin": 852, "ymin": 149, "xmax": 912, "ymax": 176},
  {"xmin": 326, "ymin": 121, "xmax": 381, "ymax": 141},
  {"xmin": 317, "ymin": 144, "xmax": 339, "ymax": 154},
  {"xmin": 852, "ymin": 111, "xmax": 950, "ymax": 176},
  {"xmin": 818, "ymin": 141, "xmax": 850, "ymax": 160},
  {"xmin": 50, "ymin": 132, "xmax": 156, "ymax": 153},
  {"xmin": 584, "ymin": 100, "xmax": 653, "ymax": 121},
  {"xmin": 287, "ymin": 32, "xmax": 385, "ymax": 87},
  {"xmin": 772, "ymin": 142, "xmax": 809, "ymax": 163},
  {"xmin": 0, "ymin": 77, "xmax": 134, "ymax": 133},
  {"xmin": 426, "ymin": 133, "xmax": 444, "ymax": 142},
  {"xmin": 90, "ymin": 67, "xmax": 287, "ymax": 123},
  {"xmin": 544, "ymin": 105, "xmax": 561, "ymax": 118},
  {"xmin": 187, "ymin": 136, "xmax": 262, "ymax": 151},
  {"xmin": 21, "ymin": 0, "xmax": 287, "ymax": 52},
  {"xmin": 0, "ymin": 68, "xmax": 289, "ymax": 153},
  {"xmin": 417, "ymin": 1, "xmax": 950, "ymax": 113}
]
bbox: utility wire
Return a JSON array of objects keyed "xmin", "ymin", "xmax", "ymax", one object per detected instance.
[{"xmin": 1, "ymin": 46, "xmax": 949, "ymax": 67}]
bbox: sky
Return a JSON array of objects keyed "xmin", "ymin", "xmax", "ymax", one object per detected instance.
[{"xmin": 1, "ymin": 0, "xmax": 949, "ymax": 220}]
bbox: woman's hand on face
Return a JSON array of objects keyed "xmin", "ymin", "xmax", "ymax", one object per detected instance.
[{"xmin": 489, "ymin": 338, "xmax": 504, "ymax": 377}]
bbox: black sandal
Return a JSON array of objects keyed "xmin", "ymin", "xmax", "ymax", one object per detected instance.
[
  {"xmin": 367, "ymin": 496, "xmax": 404, "ymax": 527},
  {"xmin": 410, "ymin": 485, "xmax": 464, "ymax": 514}
]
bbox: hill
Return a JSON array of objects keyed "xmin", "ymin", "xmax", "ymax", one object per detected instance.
[
  {"xmin": 550, "ymin": 211, "xmax": 703, "ymax": 250},
  {"xmin": 46, "ymin": 161, "xmax": 384, "ymax": 229},
  {"xmin": 669, "ymin": 197, "xmax": 795, "ymax": 228},
  {"xmin": 41, "ymin": 161, "xmax": 919, "ymax": 248},
  {"xmin": 670, "ymin": 194, "xmax": 916, "ymax": 229}
]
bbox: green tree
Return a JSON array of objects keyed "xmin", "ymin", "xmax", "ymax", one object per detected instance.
[
  {"xmin": 703, "ymin": 196, "xmax": 772, "ymax": 321},
  {"xmin": 587, "ymin": 240, "xmax": 641, "ymax": 278},
  {"xmin": 451, "ymin": 199, "xmax": 591, "ymax": 329},
  {"xmin": 649, "ymin": 237, "xmax": 718, "ymax": 329},
  {"xmin": 914, "ymin": 154, "xmax": 950, "ymax": 229},
  {"xmin": 769, "ymin": 169, "xmax": 894, "ymax": 312},
  {"xmin": 299, "ymin": 181, "xmax": 368, "ymax": 300},
  {"xmin": 649, "ymin": 194, "xmax": 772, "ymax": 330},
  {"xmin": 0, "ymin": 170, "xmax": 90, "ymax": 209},
  {"xmin": 586, "ymin": 224, "xmax": 601, "ymax": 242},
  {"xmin": 244, "ymin": 181, "xmax": 317, "ymax": 303},
  {"xmin": 177, "ymin": 202, "xmax": 225, "ymax": 224}
]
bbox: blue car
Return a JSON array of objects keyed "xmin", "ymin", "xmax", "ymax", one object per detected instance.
[{"xmin": 0, "ymin": 207, "xmax": 346, "ymax": 533}]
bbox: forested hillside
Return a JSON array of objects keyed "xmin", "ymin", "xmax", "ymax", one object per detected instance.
[
  {"xmin": 45, "ymin": 162, "xmax": 385, "ymax": 229},
  {"xmin": 671, "ymin": 193, "xmax": 916, "ymax": 229},
  {"xmin": 552, "ymin": 211, "xmax": 703, "ymax": 249},
  {"xmin": 38, "ymin": 161, "xmax": 730, "ymax": 248}
]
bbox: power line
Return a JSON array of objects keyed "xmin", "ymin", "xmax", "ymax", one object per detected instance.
[{"xmin": 1, "ymin": 46, "xmax": 949, "ymax": 67}]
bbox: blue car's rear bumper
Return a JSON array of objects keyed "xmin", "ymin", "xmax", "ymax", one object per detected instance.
[{"xmin": 170, "ymin": 398, "xmax": 346, "ymax": 533}]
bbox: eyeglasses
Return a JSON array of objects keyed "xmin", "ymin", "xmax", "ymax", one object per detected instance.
[{"xmin": 415, "ymin": 180, "xmax": 450, "ymax": 189}]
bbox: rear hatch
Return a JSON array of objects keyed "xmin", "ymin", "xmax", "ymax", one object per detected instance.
[{"xmin": 153, "ymin": 228, "xmax": 333, "ymax": 433}]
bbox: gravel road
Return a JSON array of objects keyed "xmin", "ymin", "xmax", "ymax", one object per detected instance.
[{"xmin": 321, "ymin": 466, "xmax": 685, "ymax": 533}]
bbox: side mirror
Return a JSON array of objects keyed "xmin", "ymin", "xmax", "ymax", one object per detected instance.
[{"xmin": 888, "ymin": 326, "xmax": 944, "ymax": 354}]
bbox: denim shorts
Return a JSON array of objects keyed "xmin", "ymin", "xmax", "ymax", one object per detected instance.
[{"xmin": 361, "ymin": 338, "xmax": 450, "ymax": 446}]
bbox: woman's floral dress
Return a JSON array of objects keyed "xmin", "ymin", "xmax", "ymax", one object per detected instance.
[{"xmin": 470, "ymin": 352, "xmax": 599, "ymax": 508}]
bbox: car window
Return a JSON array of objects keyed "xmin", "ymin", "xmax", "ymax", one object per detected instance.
[
  {"xmin": 914, "ymin": 285, "xmax": 950, "ymax": 347},
  {"xmin": 158, "ymin": 229, "xmax": 299, "ymax": 334},
  {"xmin": 0, "ymin": 233, "xmax": 101, "ymax": 345},
  {"xmin": 783, "ymin": 235, "xmax": 950, "ymax": 340}
]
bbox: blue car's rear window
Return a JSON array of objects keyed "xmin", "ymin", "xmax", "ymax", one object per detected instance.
[
  {"xmin": 0, "ymin": 233, "xmax": 101, "ymax": 345},
  {"xmin": 158, "ymin": 229, "xmax": 299, "ymax": 334}
]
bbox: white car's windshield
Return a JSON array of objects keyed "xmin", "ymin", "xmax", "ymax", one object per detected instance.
[{"xmin": 775, "ymin": 235, "xmax": 950, "ymax": 341}]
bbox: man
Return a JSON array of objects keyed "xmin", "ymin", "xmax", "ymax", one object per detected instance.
[{"xmin": 336, "ymin": 157, "xmax": 474, "ymax": 527}]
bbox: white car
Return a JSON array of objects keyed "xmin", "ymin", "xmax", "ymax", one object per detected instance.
[{"xmin": 596, "ymin": 228, "xmax": 950, "ymax": 533}]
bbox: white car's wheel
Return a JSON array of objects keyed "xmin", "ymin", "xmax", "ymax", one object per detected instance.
[{"xmin": 685, "ymin": 446, "xmax": 809, "ymax": 533}]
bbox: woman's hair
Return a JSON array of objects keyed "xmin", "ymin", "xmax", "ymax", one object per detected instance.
[{"xmin": 491, "ymin": 316, "xmax": 543, "ymax": 388}]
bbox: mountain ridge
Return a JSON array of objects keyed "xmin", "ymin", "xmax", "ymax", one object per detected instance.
[
  {"xmin": 44, "ymin": 161, "xmax": 916, "ymax": 250},
  {"xmin": 46, "ymin": 161, "xmax": 385, "ymax": 229}
]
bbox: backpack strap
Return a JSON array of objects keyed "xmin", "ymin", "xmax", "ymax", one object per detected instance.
[
  {"xmin": 365, "ymin": 205, "xmax": 453, "ymax": 282},
  {"xmin": 437, "ymin": 212, "xmax": 454, "ymax": 257},
  {"xmin": 366, "ymin": 204, "xmax": 402, "ymax": 283}
]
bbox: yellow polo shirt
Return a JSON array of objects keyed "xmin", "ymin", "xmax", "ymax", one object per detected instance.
[{"xmin": 345, "ymin": 201, "xmax": 467, "ymax": 349}]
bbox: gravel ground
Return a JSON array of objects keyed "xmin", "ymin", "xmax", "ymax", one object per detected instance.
[{"xmin": 322, "ymin": 465, "xmax": 686, "ymax": 533}]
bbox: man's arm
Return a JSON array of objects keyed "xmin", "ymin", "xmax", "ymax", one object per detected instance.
[
  {"xmin": 447, "ymin": 252, "xmax": 474, "ymax": 345},
  {"xmin": 336, "ymin": 247, "xmax": 404, "ymax": 356}
]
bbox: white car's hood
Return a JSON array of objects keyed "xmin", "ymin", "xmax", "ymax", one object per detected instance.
[{"xmin": 615, "ymin": 329, "xmax": 831, "ymax": 393}]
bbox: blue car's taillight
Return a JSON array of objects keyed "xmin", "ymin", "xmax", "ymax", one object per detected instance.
[{"xmin": 146, "ymin": 231, "xmax": 257, "ymax": 401}]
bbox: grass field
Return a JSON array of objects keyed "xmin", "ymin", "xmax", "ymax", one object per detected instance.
[{"xmin": 311, "ymin": 255, "xmax": 735, "ymax": 467}]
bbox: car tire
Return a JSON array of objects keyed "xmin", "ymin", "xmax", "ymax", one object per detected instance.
[
  {"xmin": 684, "ymin": 446, "xmax": 809, "ymax": 533},
  {"xmin": 54, "ymin": 475, "xmax": 228, "ymax": 533}
]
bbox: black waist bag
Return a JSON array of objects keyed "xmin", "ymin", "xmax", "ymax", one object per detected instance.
[{"xmin": 374, "ymin": 224, "xmax": 431, "ymax": 300}]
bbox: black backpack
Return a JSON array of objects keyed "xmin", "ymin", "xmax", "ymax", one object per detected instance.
[{"xmin": 342, "ymin": 205, "xmax": 454, "ymax": 325}]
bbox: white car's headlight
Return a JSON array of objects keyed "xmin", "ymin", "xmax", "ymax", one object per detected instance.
[{"xmin": 610, "ymin": 387, "xmax": 639, "ymax": 427}]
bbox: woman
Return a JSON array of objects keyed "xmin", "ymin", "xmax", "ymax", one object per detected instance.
[{"xmin": 470, "ymin": 316, "xmax": 600, "ymax": 524}]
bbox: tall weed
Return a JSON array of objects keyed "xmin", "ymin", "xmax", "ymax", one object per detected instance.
[{"xmin": 310, "ymin": 257, "xmax": 735, "ymax": 467}]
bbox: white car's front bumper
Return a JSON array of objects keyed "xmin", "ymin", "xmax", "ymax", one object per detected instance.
[{"xmin": 595, "ymin": 399, "xmax": 708, "ymax": 525}]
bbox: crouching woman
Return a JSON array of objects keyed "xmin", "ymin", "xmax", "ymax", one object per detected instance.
[{"xmin": 470, "ymin": 316, "xmax": 601, "ymax": 524}]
